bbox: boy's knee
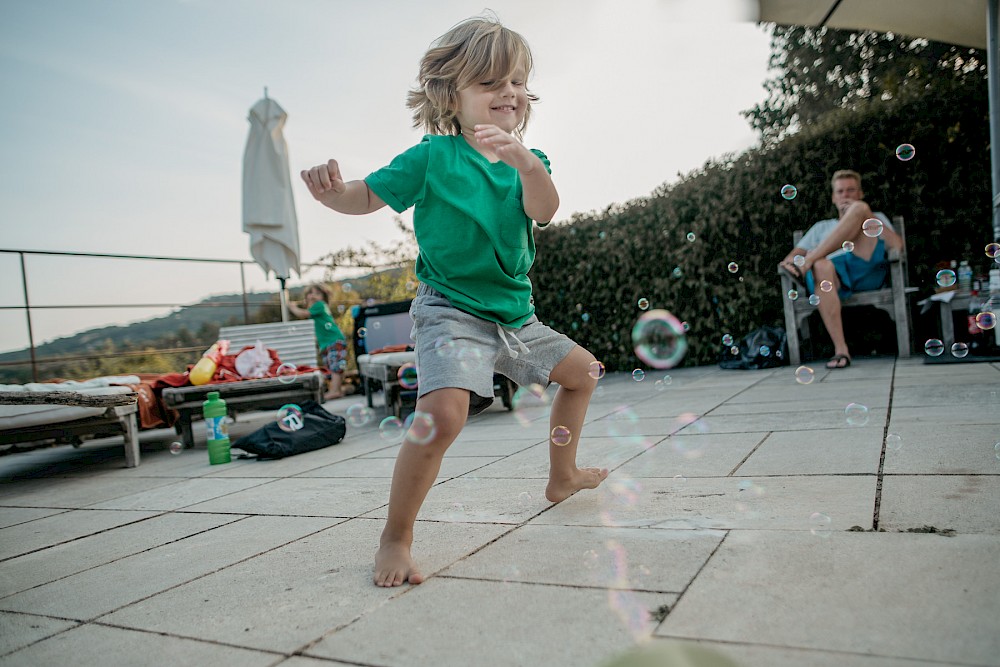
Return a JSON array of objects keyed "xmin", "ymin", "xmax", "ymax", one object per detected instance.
[{"xmin": 554, "ymin": 348, "xmax": 599, "ymax": 392}]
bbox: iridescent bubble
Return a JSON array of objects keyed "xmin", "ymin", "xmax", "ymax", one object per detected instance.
[
  {"xmin": 672, "ymin": 267, "xmax": 683, "ymax": 278},
  {"xmin": 637, "ymin": 297, "xmax": 650, "ymax": 310},
  {"xmin": 819, "ymin": 280, "xmax": 833, "ymax": 293},
  {"xmin": 787, "ymin": 289, "xmax": 799, "ymax": 301},
  {"xmin": 661, "ymin": 374, "xmax": 672, "ymax": 386},
  {"xmin": 842, "ymin": 241, "xmax": 855, "ymax": 252},
  {"xmin": 345, "ymin": 403, "xmax": 375, "ymax": 428},
  {"xmin": 324, "ymin": 322, "xmax": 333, "ymax": 330},
  {"xmin": 276, "ymin": 404, "xmax": 304, "ymax": 432},
  {"xmin": 599, "ymin": 231, "xmax": 606, "ymax": 239},
  {"xmin": 169, "ymin": 441, "xmax": 183, "ymax": 455},
  {"xmin": 357, "ymin": 327, "xmax": 368, "ymax": 339},
  {"xmin": 809, "ymin": 512, "xmax": 832, "ymax": 537},
  {"xmin": 729, "ymin": 346, "xmax": 739, "ymax": 356},
  {"xmin": 681, "ymin": 321, "xmax": 690, "ymax": 332},
  {"xmin": 631, "ymin": 309, "xmax": 688, "ymax": 369},
  {"xmin": 458, "ymin": 346, "xmax": 486, "ymax": 373},
  {"xmin": 581, "ymin": 313, "xmax": 591, "ymax": 322},
  {"xmin": 986, "ymin": 243, "xmax": 1000, "ymax": 259},
  {"xmin": 886, "ymin": 433, "xmax": 902, "ymax": 452},
  {"xmin": 862, "ymin": 218, "xmax": 883, "ymax": 238},
  {"xmin": 276, "ymin": 362, "xmax": 297, "ymax": 385},
  {"xmin": 995, "ymin": 442, "xmax": 1000, "ymax": 459},
  {"xmin": 808, "ymin": 294, "xmax": 821, "ymax": 306},
  {"xmin": 632, "ymin": 369, "xmax": 646, "ymax": 382},
  {"xmin": 780, "ymin": 184, "xmax": 797, "ymax": 200},
  {"xmin": 397, "ymin": 362, "xmax": 419, "ymax": 390},
  {"xmin": 793, "ymin": 255, "xmax": 806, "ymax": 268},
  {"xmin": 518, "ymin": 491, "xmax": 533, "ymax": 504},
  {"xmin": 794, "ymin": 366, "xmax": 815, "ymax": 384},
  {"xmin": 588, "ymin": 360, "xmax": 606, "ymax": 380},
  {"xmin": 512, "ymin": 383, "xmax": 549, "ymax": 427},
  {"xmin": 727, "ymin": 262, "xmax": 739, "ymax": 274},
  {"xmin": 686, "ymin": 232, "xmax": 696, "ymax": 242},
  {"xmin": 605, "ymin": 406, "xmax": 641, "ymax": 440},
  {"xmin": 951, "ymin": 342, "xmax": 969, "ymax": 358},
  {"xmin": 551, "ymin": 425, "xmax": 572, "ymax": 447},
  {"xmin": 337, "ymin": 304, "xmax": 346, "ymax": 314},
  {"xmin": 433, "ymin": 336, "xmax": 458, "ymax": 359},
  {"xmin": 673, "ymin": 474, "xmax": 686, "ymax": 483},
  {"xmin": 378, "ymin": 416, "xmax": 404, "ymax": 442},
  {"xmin": 936, "ymin": 269, "xmax": 957, "ymax": 288},
  {"xmin": 759, "ymin": 345, "xmax": 771, "ymax": 357},
  {"xmin": 976, "ymin": 311, "xmax": 997, "ymax": 330},
  {"xmin": 372, "ymin": 321, "xmax": 381, "ymax": 330},
  {"xmin": 722, "ymin": 333, "xmax": 734, "ymax": 346},
  {"xmin": 404, "ymin": 411, "xmax": 437, "ymax": 445},
  {"xmin": 405, "ymin": 280, "xmax": 417, "ymax": 291},
  {"xmin": 924, "ymin": 338, "xmax": 945, "ymax": 356},
  {"xmin": 895, "ymin": 143, "xmax": 915, "ymax": 161},
  {"xmin": 343, "ymin": 282, "xmax": 353, "ymax": 292},
  {"xmin": 845, "ymin": 403, "xmax": 870, "ymax": 427}
]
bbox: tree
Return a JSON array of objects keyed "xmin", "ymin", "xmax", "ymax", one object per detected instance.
[{"xmin": 745, "ymin": 25, "xmax": 987, "ymax": 145}]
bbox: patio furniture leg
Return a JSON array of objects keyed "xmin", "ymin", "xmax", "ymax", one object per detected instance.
[{"xmin": 122, "ymin": 412, "xmax": 140, "ymax": 468}]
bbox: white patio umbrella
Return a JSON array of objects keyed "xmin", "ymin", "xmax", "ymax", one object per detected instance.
[
  {"xmin": 243, "ymin": 90, "xmax": 300, "ymax": 322},
  {"xmin": 757, "ymin": 0, "xmax": 1000, "ymax": 241}
]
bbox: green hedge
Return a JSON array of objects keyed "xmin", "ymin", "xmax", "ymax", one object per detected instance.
[{"xmin": 530, "ymin": 81, "xmax": 991, "ymax": 370}]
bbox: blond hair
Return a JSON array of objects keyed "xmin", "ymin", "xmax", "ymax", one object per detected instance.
[
  {"xmin": 406, "ymin": 17, "xmax": 538, "ymax": 139},
  {"xmin": 831, "ymin": 169, "xmax": 862, "ymax": 189}
]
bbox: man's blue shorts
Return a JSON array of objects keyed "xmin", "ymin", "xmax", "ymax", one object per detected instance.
[{"xmin": 806, "ymin": 239, "xmax": 888, "ymax": 300}]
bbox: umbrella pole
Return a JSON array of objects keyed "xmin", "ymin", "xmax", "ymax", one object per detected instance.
[
  {"xmin": 279, "ymin": 277, "xmax": 290, "ymax": 322},
  {"xmin": 989, "ymin": 0, "xmax": 1000, "ymax": 241}
]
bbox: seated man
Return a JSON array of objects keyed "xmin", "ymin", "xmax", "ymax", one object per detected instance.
[{"xmin": 779, "ymin": 169, "xmax": 904, "ymax": 369}]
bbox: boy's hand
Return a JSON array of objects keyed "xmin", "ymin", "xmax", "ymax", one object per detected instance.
[
  {"xmin": 473, "ymin": 125, "xmax": 539, "ymax": 174},
  {"xmin": 301, "ymin": 160, "xmax": 347, "ymax": 205}
]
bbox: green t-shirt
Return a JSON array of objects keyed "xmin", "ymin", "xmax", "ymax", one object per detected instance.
[
  {"xmin": 365, "ymin": 134, "xmax": 550, "ymax": 328},
  {"xmin": 308, "ymin": 301, "xmax": 345, "ymax": 349}
]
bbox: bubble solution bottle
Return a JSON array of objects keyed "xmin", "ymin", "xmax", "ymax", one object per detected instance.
[
  {"xmin": 190, "ymin": 340, "xmax": 230, "ymax": 385},
  {"xmin": 203, "ymin": 391, "xmax": 231, "ymax": 465},
  {"xmin": 958, "ymin": 260, "xmax": 973, "ymax": 293}
]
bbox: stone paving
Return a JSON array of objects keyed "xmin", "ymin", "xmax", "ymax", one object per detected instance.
[{"xmin": 0, "ymin": 358, "xmax": 998, "ymax": 666}]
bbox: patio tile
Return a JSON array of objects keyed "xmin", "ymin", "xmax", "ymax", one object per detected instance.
[
  {"xmin": 879, "ymin": 475, "xmax": 1000, "ymax": 534},
  {"xmin": 471, "ymin": 437, "xmax": 649, "ymax": 479},
  {"xmin": 362, "ymin": 477, "xmax": 553, "ymax": 524},
  {"xmin": 735, "ymin": 429, "xmax": 883, "ymax": 476},
  {"xmin": 616, "ymin": 432, "xmax": 769, "ymax": 478},
  {"xmin": 0, "ymin": 512, "xmax": 243, "ymax": 597},
  {"xmin": 442, "ymin": 524, "xmax": 724, "ymax": 592},
  {"xmin": 657, "ymin": 531, "xmax": 1000, "ymax": 665},
  {"xmin": 0, "ymin": 475, "xmax": 178, "ymax": 509},
  {"xmin": 636, "ymin": 638, "xmax": 958, "ymax": 666},
  {"xmin": 0, "ymin": 515, "xmax": 338, "ymax": 620},
  {"xmin": 890, "ymin": 382, "xmax": 1000, "ymax": 407},
  {"xmin": 0, "ymin": 509, "xmax": 159, "ymax": 561},
  {"xmin": 0, "ymin": 623, "xmax": 276, "ymax": 667},
  {"xmin": 215, "ymin": 438, "xmax": 397, "ymax": 478},
  {"xmin": 0, "ymin": 611, "xmax": 77, "ymax": 657},
  {"xmin": 84, "ymin": 477, "xmax": 270, "ymax": 511},
  {"xmin": 881, "ymin": 423, "xmax": 1000, "ymax": 474},
  {"xmin": 685, "ymin": 408, "xmax": 888, "ymax": 434},
  {"xmin": 100, "ymin": 518, "xmax": 509, "ymax": 654},
  {"xmin": 366, "ymin": 434, "xmax": 543, "ymax": 458},
  {"xmin": 530, "ymin": 474, "xmax": 876, "ymax": 531},
  {"xmin": 0, "ymin": 508, "xmax": 67, "ymax": 530},
  {"xmin": 183, "ymin": 477, "xmax": 393, "ymax": 517},
  {"xmin": 306, "ymin": 578, "xmax": 670, "ymax": 667},
  {"xmin": 889, "ymin": 403, "xmax": 1000, "ymax": 427},
  {"xmin": 294, "ymin": 455, "xmax": 503, "ymax": 478}
]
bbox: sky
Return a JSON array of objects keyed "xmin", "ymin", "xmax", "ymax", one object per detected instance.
[{"xmin": 0, "ymin": 0, "xmax": 772, "ymax": 354}]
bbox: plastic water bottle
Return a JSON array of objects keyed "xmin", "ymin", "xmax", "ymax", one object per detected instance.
[
  {"xmin": 958, "ymin": 260, "xmax": 973, "ymax": 293},
  {"xmin": 203, "ymin": 391, "xmax": 231, "ymax": 465}
]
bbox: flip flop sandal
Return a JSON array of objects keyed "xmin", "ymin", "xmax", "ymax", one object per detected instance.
[
  {"xmin": 782, "ymin": 263, "xmax": 806, "ymax": 281},
  {"xmin": 826, "ymin": 354, "xmax": 852, "ymax": 369}
]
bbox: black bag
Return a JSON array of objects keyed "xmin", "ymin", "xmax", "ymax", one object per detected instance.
[
  {"xmin": 233, "ymin": 400, "xmax": 346, "ymax": 459},
  {"xmin": 719, "ymin": 325, "xmax": 790, "ymax": 370}
]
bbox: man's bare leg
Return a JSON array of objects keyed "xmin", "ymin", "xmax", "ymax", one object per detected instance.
[
  {"xmin": 810, "ymin": 258, "xmax": 851, "ymax": 365},
  {"xmin": 374, "ymin": 388, "xmax": 469, "ymax": 587},
  {"xmin": 545, "ymin": 346, "xmax": 609, "ymax": 503}
]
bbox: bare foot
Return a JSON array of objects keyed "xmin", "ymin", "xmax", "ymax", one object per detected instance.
[
  {"xmin": 545, "ymin": 467, "xmax": 609, "ymax": 503},
  {"xmin": 374, "ymin": 540, "xmax": 424, "ymax": 587}
]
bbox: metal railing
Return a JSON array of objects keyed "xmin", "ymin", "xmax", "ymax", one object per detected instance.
[{"xmin": 0, "ymin": 249, "xmax": 257, "ymax": 382}]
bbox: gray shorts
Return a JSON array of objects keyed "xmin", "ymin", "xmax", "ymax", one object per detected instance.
[{"xmin": 410, "ymin": 284, "xmax": 578, "ymax": 415}]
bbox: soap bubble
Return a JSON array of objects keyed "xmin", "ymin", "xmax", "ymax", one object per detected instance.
[
  {"xmin": 357, "ymin": 327, "xmax": 368, "ymax": 339},
  {"xmin": 780, "ymin": 184, "xmax": 797, "ymax": 200},
  {"xmin": 727, "ymin": 262, "xmax": 739, "ymax": 274},
  {"xmin": 722, "ymin": 333, "xmax": 734, "ymax": 346},
  {"xmin": 686, "ymin": 232, "xmax": 696, "ymax": 242},
  {"xmin": 759, "ymin": 345, "xmax": 771, "ymax": 357},
  {"xmin": 794, "ymin": 366, "xmax": 815, "ymax": 384},
  {"xmin": 637, "ymin": 297, "xmax": 650, "ymax": 310},
  {"xmin": 672, "ymin": 266, "xmax": 684, "ymax": 279},
  {"xmin": 787, "ymin": 289, "xmax": 799, "ymax": 301},
  {"xmin": 404, "ymin": 411, "xmax": 437, "ymax": 445},
  {"xmin": 372, "ymin": 321, "xmax": 381, "ymax": 330},
  {"xmin": 588, "ymin": 360, "xmax": 606, "ymax": 380},
  {"xmin": 809, "ymin": 512, "xmax": 832, "ymax": 537},
  {"xmin": 862, "ymin": 218, "xmax": 883, "ymax": 238},
  {"xmin": 681, "ymin": 321, "xmax": 690, "ymax": 332},
  {"xmin": 976, "ymin": 311, "xmax": 997, "ymax": 330},
  {"xmin": 886, "ymin": 433, "xmax": 902, "ymax": 452},
  {"xmin": 336, "ymin": 304, "xmax": 346, "ymax": 314},
  {"xmin": 342, "ymin": 282, "xmax": 353, "ymax": 292},
  {"xmin": 895, "ymin": 143, "xmax": 915, "ymax": 161},
  {"xmin": 632, "ymin": 369, "xmax": 646, "ymax": 382},
  {"xmin": 405, "ymin": 280, "xmax": 417, "ymax": 291},
  {"xmin": 345, "ymin": 403, "xmax": 375, "ymax": 428},
  {"xmin": 995, "ymin": 442, "xmax": 1000, "ymax": 459},
  {"xmin": 951, "ymin": 342, "xmax": 969, "ymax": 358},
  {"xmin": 673, "ymin": 474, "xmax": 687, "ymax": 483},
  {"xmin": 845, "ymin": 403, "xmax": 869, "ymax": 426},
  {"xmin": 631, "ymin": 309, "xmax": 688, "ymax": 369},
  {"xmin": 936, "ymin": 269, "xmax": 957, "ymax": 287},
  {"xmin": 550, "ymin": 425, "xmax": 572, "ymax": 446},
  {"xmin": 276, "ymin": 404, "xmax": 304, "ymax": 432},
  {"xmin": 793, "ymin": 255, "xmax": 806, "ymax": 268},
  {"xmin": 581, "ymin": 313, "xmax": 591, "ymax": 322},
  {"xmin": 986, "ymin": 243, "xmax": 1000, "ymax": 259},
  {"xmin": 819, "ymin": 280, "xmax": 833, "ymax": 293},
  {"xmin": 842, "ymin": 241, "xmax": 854, "ymax": 252},
  {"xmin": 324, "ymin": 322, "xmax": 333, "ymax": 330},
  {"xmin": 808, "ymin": 294, "xmax": 821, "ymax": 306},
  {"xmin": 169, "ymin": 441, "xmax": 183, "ymax": 455},
  {"xmin": 513, "ymin": 383, "xmax": 549, "ymax": 426},
  {"xmin": 397, "ymin": 363, "xmax": 419, "ymax": 390},
  {"xmin": 924, "ymin": 338, "xmax": 945, "ymax": 356},
  {"xmin": 378, "ymin": 416, "xmax": 405, "ymax": 442},
  {"xmin": 729, "ymin": 346, "xmax": 740, "ymax": 356},
  {"xmin": 276, "ymin": 363, "xmax": 297, "ymax": 385}
]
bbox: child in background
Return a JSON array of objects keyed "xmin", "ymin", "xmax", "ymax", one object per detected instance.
[
  {"xmin": 288, "ymin": 283, "xmax": 347, "ymax": 400},
  {"xmin": 301, "ymin": 16, "xmax": 607, "ymax": 587}
]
